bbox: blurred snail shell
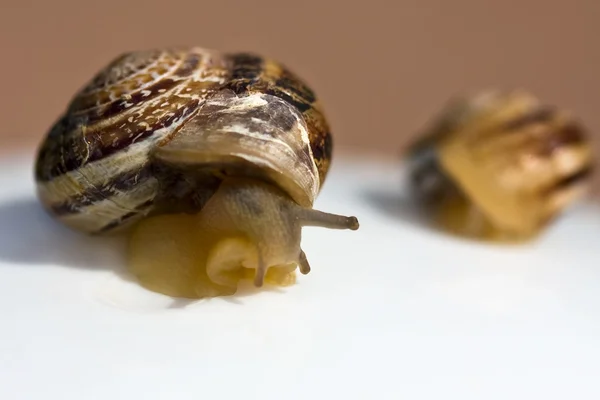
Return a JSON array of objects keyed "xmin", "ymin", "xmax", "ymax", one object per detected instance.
[
  {"xmin": 406, "ymin": 90, "xmax": 594, "ymax": 242},
  {"xmin": 34, "ymin": 47, "xmax": 359, "ymax": 298}
]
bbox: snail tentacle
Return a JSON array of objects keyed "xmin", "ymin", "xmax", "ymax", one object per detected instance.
[{"xmin": 298, "ymin": 250, "xmax": 311, "ymax": 275}]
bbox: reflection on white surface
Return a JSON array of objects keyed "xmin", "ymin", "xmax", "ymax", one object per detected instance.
[{"xmin": 0, "ymin": 155, "xmax": 599, "ymax": 400}]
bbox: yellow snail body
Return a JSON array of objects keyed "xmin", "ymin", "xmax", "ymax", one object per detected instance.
[
  {"xmin": 406, "ymin": 90, "xmax": 594, "ymax": 242},
  {"xmin": 34, "ymin": 47, "xmax": 359, "ymax": 298}
]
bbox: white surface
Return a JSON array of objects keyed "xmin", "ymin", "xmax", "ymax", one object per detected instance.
[{"xmin": 1, "ymin": 155, "xmax": 600, "ymax": 400}]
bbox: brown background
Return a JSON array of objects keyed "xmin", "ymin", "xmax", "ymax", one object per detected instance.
[{"xmin": 1, "ymin": 0, "xmax": 598, "ymax": 163}]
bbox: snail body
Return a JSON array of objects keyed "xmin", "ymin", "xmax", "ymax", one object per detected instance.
[
  {"xmin": 407, "ymin": 90, "xmax": 594, "ymax": 242},
  {"xmin": 35, "ymin": 47, "xmax": 359, "ymax": 298}
]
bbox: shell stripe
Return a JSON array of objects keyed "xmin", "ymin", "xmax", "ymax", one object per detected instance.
[
  {"xmin": 502, "ymin": 106, "xmax": 556, "ymax": 131},
  {"xmin": 70, "ymin": 51, "xmax": 195, "ymax": 121},
  {"xmin": 38, "ymin": 102, "xmax": 210, "ymax": 202},
  {"xmin": 84, "ymin": 77, "xmax": 183, "ymax": 124},
  {"xmin": 84, "ymin": 97, "xmax": 201, "ymax": 164},
  {"xmin": 41, "ymin": 53, "xmax": 205, "ymax": 179},
  {"xmin": 97, "ymin": 199, "xmax": 154, "ymax": 233},
  {"xmin": 536, "ymin": 123, "xmax": 587, "ymax": 156},
  {"xmin": 469, "ymin": 109, "xmax": 588, "ymax": 162},
  {"xmin": 223, "ymin": 53, "xmax": 332, "ymax": 184},
  {"xmin": 48, "ymin": 165, "xmax": 154, "ymax": 215},
  {"xmin": 547, "ymin": 165, "xmax": 593, "ymax": 194},
  {"xmin": 53, "ymin": 174, "xmax": 159, "ymax": 233}
]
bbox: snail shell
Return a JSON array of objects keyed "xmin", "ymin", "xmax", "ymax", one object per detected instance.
[
  {"xmin": 35, "ymin": 48, "xmax": 334, "ymax": 232},
  {"xmin": 34, "ymin": 47, "xmax": 359, "ymax": 297},
  {"xmin": 407, "ymin": 90, "xmax": 594, "ymax": 241}
]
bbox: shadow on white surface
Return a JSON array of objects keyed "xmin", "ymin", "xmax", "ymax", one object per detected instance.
[
  {"xmin": 358, "ymin": 184, "xmax": 514, "ymax": 249},
  {"xmin": 0, "ymin": 195, "xmax": 295, "ymax": 310},
  {"xmin": 0, "ymin": 197, "xmax": 129, "ymax": 271},
  {"xmin": 360, "ymin": 187, "xmax": 439, "ymax": 234},
  {"xmin": 358, "ymin": 180, "xmax": 600, "ymax": 256}
]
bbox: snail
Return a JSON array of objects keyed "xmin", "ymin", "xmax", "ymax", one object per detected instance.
[
  {"xmin": 405, "ymin": 90, "xmax": 594, "ymax": 242},
  {"xmin": 34, "ymin": 47, "xmax": 359, "ymax": 299}
]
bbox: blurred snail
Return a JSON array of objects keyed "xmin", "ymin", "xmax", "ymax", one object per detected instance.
[
  {"xmin": 34, "ymin": 47, "xmax": 359, "ymax": 298},
  {"xmin": 406, "ymin": 90, "xmax": 594, "ymax": 242}
]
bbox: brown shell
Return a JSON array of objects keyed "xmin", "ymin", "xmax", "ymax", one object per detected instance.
[
  {"xmin": 407, "ymin": 90, "xmax": 594, "ymax": 241},
  {"xmin": 34, "ymin": 47, "xmax": 333, "ymax": 234}
]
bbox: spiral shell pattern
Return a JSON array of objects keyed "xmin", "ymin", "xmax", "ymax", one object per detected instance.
[
  {"xmin": 408, "ymin": 90, "xmax": 594, "ymax": 237},
  {"xmin": 34, "ymin": 47, "xmax": 332, "ymax": 233}
]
